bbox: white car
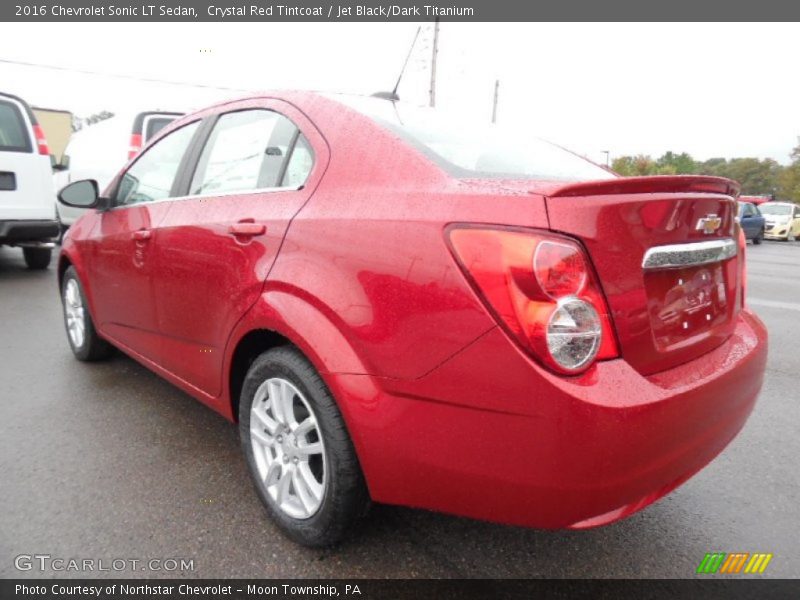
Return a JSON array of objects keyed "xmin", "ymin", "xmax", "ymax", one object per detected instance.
[
  {"xmin": 760, "ymin": 202, "xmax": 800, "ymax": 241},
  {"xmin": 56, "ymin": 110, "xmax": 182, "ymax": 228},
  {"xmin": 0, "ymin": 91, "xmax": 59, "ymax": 269}
]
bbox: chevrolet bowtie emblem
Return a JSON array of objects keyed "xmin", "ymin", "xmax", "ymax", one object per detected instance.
[{"xmin": 696, "ymin": 214, "xmax": 722, "ymax": 235}]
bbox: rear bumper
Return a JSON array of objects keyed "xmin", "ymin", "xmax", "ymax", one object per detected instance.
[
  {"xmin": 0, "ymin": 219, "xmax": 60, "ymax": 244},
  {"xmin": 333, "ymin": 309, "xmax": 767, "ymax": 529}
]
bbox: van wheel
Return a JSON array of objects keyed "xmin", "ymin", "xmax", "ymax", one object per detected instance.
[
  {"xmin": 61, "ymin": 267, "xmax": 113, "ymax": 361},
  {"xmin": 239, "ymin": 346, "xmax": 369, "ymax": 547},
  {"xmin": 23, "ymin": 247, "xmax": 52, "ymax": 270},
  {"xmin": 753, "ymin": 231, "xmax": 763, "ymax": 245}
]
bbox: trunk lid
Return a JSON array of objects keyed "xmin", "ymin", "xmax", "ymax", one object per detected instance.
[{"xmin": 544, "ymin": 176, "xmax": 742, "ymax": 375}]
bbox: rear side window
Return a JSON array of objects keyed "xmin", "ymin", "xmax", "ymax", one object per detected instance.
[
  {"xmin": 189, "ymin": 109, "xmax": 306, "ymax": 196},
  {"xmin": 115, "ymin": 121, "xmax": 200, "ymax": 206},
  {"xmin": 0, "ymin": 100, "xmax": 32, "ymax": 153},
  {"xmin": 281, "ymin": 134, "xmax": 314, "ymax": 188},
  {"xmin": 144, "ymin": 117, "xmax": 175, "ymax": 143}
]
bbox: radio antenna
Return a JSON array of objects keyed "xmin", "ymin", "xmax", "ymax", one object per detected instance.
[{"xmin": 372, "ymin": 26, "xmax": 421, "ymax": 101}]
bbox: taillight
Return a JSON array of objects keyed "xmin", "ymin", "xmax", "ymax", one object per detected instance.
[
  {"xmin": 738, "ymin": 226, "xmax": 747, "ymax": 308},
  {"xmin": 127, "ymin": 133, "xmax": 143, "ymax": 160},
  {"xmin": 32, "ymin": 124, "xmax": 50, "ymax": 156},
  {"xmin": 447, "ymin": 226, "xmax": 618, "ymax": 375}
]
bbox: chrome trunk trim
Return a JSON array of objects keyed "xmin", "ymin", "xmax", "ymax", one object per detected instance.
[{"xmin": 642, "ymin": 239, "xmax": 737, "ymax": 270}]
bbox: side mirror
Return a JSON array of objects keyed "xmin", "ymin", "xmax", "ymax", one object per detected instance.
[{"xmin": 58, "ymin": 179, "xmax": 105, "ymax": 209}]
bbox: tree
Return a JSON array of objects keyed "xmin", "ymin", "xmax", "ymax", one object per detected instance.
[
  {"xmin": 777, "ymin": 137, "xmax": 800, "ymax": 203},
  {"xmin": 655, "ymin": 151, "xmax": 696, "ymax": 174},
  {"xmin": 72, "ymin": 110, "xmax": 115, "ymax": 132},
  {"xmin": 696, "ymin": 157, "xmax": 782, "ymax": 196},
  {"xmin": 609, "ymin": 142, "xmax": 799, "ymax": 204},
  {"xmin": 611, "ymin": 154, "xmax": 656, "ymax": 176}
]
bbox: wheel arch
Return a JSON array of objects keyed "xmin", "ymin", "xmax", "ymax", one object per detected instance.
[
  {"xmin": 228, "ymin": 328, "xmax": 293, "ymax": 425},
  {"xmin": 225, "ymin": 289, "xmax": 370, "ymax": 424},
  {"xmin": 57, "ymin": 253, "xmax": 72, "ymax": 290}
]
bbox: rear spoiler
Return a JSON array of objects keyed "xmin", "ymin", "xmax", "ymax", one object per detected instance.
[{"xmin": 550, "ymin": 175, "xmax": 740, "ymax": 198}]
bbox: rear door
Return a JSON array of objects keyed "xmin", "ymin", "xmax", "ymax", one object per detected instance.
[
  {"xmin": 150, "ymin": 98, "xmax": 328, "ymax": 396},
  {"xmin": 0, "ymin": 94, "xmax": 55, "ymax": 220},
  {"xmin": 545, "ymin": 176, "xmax": 742, "ymax": 375}
]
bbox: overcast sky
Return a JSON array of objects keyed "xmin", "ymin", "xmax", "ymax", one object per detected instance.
[{"xmin": 1, "ymin": 22, "xmax": 798, "ymax": 165}]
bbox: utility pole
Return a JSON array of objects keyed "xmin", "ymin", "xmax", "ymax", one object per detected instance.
[
  {"xmin": 429, "ymin": 18, "xmax": 439, "ymax": 107},
  {"xmin": 491, "ymin": 79, "xmax": 500, "ymax": 123},
  {"xmin": 601, "ymin": 150, "xmax": 610, "ymax": 167}
]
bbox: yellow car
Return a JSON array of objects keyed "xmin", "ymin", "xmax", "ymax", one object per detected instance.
[{"xmin": 760, "ymin": 202, "xmax": 800, "ymax": 241}]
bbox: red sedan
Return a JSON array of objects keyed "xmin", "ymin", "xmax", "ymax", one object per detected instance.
[{"xmin": 56, "ymin": 92, "xmax": 768, "ymax": 546}]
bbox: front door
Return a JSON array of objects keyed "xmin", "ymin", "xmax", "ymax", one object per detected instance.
[
  {"xmin": 150, "ymin": 99, "xmax": 327, "ymax": 396},
  {"xmin": 88, "ymin": 120, "xmax": 201, "ymax": 361}
]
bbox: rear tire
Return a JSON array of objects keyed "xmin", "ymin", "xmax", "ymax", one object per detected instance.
[
  {"xmin": 753, "ymin": 231, "xmax": 763, "ymax": 245},
  {"xmin": 23, "ymin": 247, "xmax": 52, "ymax": 270},
  {"xmin": 61, "ymin": 266, "xmax": 113, "ymax": 361},
  {"xmin": 239, "ymin": 346, "xmax": 369, "ymax": 547}
]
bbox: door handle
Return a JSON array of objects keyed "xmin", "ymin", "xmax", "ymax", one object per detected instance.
[
  {"xmin": 132, "ymin": 229, "xmax": 151, "ymax": 241},
  {"xmin": 229, "ymin": 222, "xmax": 266, "ymax": 237}
]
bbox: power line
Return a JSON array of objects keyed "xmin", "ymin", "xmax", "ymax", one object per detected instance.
[{"xmin": 0, "ymin": 58, "xmax": 254, "ymax": 92}]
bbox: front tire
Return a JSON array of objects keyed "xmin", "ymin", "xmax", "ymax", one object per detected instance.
[
  {"xmin": 239, "ymin": 346, "xmax": 369, "ymax": 547},
  {"xmin": 23, "ymin": 247, "xmax": 52, "ymax": 270},
  {"xmin": 753, "ymin": 230, "xmax": 763, "ymax": 245},
  {"xmin": 61, "ymin": 266, "xmax": 113, "ymax": 361}
]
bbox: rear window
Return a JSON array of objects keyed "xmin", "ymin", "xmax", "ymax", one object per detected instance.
[
  {"xmin": 0, "ymin": 100, "xmax": 32, "ymax": 153},
  {"xmin": 331, "ymin": 95, "xmax": 615, "ymax": 182},
  {"xmin": 144, "ymin": 117, "xmax": 175, "ymax": 142}
]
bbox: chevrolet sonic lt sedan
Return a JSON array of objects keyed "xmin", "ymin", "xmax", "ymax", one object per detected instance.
[{"xmin": 57, "ymin": 92, "xmax": 768, "ymax": 546}]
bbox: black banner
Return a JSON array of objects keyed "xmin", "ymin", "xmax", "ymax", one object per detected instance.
[
  {"xmin": 3, "ymin": 0, "xmax": 800, "ymax": 22},
  {"xmin": 3, "ymin": 580, "xmax": 800, "ymax": 600}
]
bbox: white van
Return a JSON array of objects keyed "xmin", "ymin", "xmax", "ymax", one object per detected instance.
[
  {"xmin": 0, "ymin": 91, "xmax": 59, "ymax": 269},
  {"xmin": 57, "ymin": 110, "xmax": 182, "ymax": 228}
]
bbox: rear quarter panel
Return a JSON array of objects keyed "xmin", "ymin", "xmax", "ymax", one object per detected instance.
[{"xmin": 263, "ymin": 95, "xmax": 551, "ymax": 380}]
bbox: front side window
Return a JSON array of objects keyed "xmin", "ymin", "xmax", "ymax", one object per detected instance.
[
  {"xmin": 115, "ymin": 121, "xmax": 199, "ymax": 207},
  {"xmin": 0, "ymin": 100, "xmax": 31, "ymax": 152},
  {"xmin": 190, "ymin": 109, "xmax": 306, "ymax": 196}
]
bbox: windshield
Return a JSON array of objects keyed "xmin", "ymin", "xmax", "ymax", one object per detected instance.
[
  {"xmin": 330, "ymin": 95, "xmax": 616, "ymax": 182},
  {"xmin": 760, "ymin": 204, "xmax": 793, "ymax": 216}
]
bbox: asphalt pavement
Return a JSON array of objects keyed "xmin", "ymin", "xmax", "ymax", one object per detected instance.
[{"xmin": 1, "ymin": 240, "xmax": 798, "ymax": 579}]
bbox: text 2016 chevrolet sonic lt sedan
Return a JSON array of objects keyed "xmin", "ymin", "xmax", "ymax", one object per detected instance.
[{"xmin": 56, "ymin": 92, "xmax": 768, "ymax": 546}]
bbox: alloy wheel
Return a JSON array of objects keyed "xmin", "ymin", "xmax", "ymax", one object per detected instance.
[
  {"xmin": 64, "ymin": 279, "xmax": 85, "ymax": 349},
  {"xmin": 249, "ymin": 377, "xmax": 327, "ymax": 519}
]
